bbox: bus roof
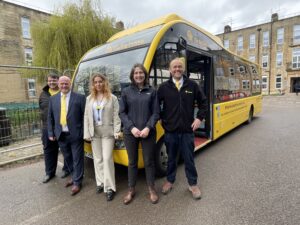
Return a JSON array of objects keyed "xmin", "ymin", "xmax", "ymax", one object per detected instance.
[{"xmin": 108, "ymin": 13, "xmax": 223, "ymax": 48}]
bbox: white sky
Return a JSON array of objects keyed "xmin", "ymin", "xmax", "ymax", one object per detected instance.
[{"xmin": 5, "ymin": 0, "xmax": 300, "ymax": 34}]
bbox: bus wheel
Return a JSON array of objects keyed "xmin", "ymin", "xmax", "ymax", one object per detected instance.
[
  {"xmin": 155, "ymin": 139, "xmax": 168, "ymax": 177},
  {"xmin": 246, "ymin": 108, "xmax": 253, "ymax": 124}
]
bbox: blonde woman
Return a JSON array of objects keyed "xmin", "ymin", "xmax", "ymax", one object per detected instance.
[{"xmin": 84, "ymin": 73, "xmax": 121, "ymax": 201}]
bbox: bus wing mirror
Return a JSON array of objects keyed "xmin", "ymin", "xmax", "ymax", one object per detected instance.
[{"xmin": 178, "ymin": 37, "xmax": 187, "ymax": 50}]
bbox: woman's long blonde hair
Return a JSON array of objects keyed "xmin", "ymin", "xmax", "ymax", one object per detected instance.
[{"xmin": 90, "ymin": 73, "xmax": 111, "ymax": 100}]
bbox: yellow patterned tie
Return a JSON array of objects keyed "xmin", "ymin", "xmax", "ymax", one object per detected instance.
[
  {"xmin": 60, "ymin": 94, "xmax": 67, "ymax": 126},
  {"xmin": 175, "ymin": 80, "xmax": 180, "ymax": 90}
]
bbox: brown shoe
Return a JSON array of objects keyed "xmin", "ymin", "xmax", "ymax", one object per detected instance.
[
  {"xmin": 161, "ymin": 181, "xmax": 173, "ymax": 195},
  {"xmin": 71, "ymin": 185, "xmax": 81, "ymax": 196},
  {"xmin": 188, "ymin": 185, "xmax": 202, "ymax": 200},
  {"xmin": 65, "ymin": 179, "xmax": 73, "ymax": 188},
  {"xmin": 123, "ymin": 187, "xmax": 135, "ymax": 205},
  {"xmin": 148, "ymin": 186, "xmax": 159, "ymax": 204}
]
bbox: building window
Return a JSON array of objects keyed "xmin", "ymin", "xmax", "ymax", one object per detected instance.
[
  {"xmin": 21, "ymin": 17, "xmax": 31, "ymax": 39},
  {"xmin": 262, "ymin": 76, "xmax": 268, "ymax": 90},
  {"xmin": 249, "ymin": 34, "xmax": 255, "ymax": 49},
  {"xmin": 242, "ymin": 80, "xmax": 250, "ymax": 90},
  {"xmin": 276, "ymin": 52, "xmax": 283, "ymax": 67},
  {"xmin": 237, "ymin": 35, "xmax": 243, "ymax": 51},
  {"xmin": 293, "ymin": 25, "xmax": 300, "ymax": 45},
  {"xmin": 292, "ymin": 48, "xmax": 300, "ymax": 68},
  {"xmin": 27, "ymin": 79, "xmax": 36, "ymax": 97},
  {"xmin": 249, "ymin": 55, "xmax": 255, "ymax": 62},
  {"xmin": 262, "ymin": 55, "xmax": 268, "ymax": 68},
  {"xmin": 263, "ymin": 31, "xmax": 269, "ymax": 47},
  {"xmin": 277, "ymin": 28, "xmax": 284, "ymax": 45},
  {"xmin": 24, "ymin": 48, "xmax": 33, "ymax": 66},
  {"xmin": 275, "ymin": 74, "xmax": 282, "ymax": 89},
  {"xmin": 224, "ymin": 39, "xmax": 229, "ymax": 49}
]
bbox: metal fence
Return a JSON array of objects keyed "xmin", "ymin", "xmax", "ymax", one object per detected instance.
[{"xmin": 0, "ymin": 102, "xmax": 41, "ymax": 147}]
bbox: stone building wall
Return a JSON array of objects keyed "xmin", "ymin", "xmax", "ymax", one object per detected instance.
[
  {"xmin": 217, "ymin": 14, "xmax": 300, "ymax": 94},
  {"xmin": 0, "ymin": 1, "xmax": 50, "ymax": 103}
]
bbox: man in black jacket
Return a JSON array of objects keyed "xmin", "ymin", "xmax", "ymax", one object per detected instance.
[
  {"xmin": 157, "ymin": 58, "xmax": 207, "ymax": 199},
  {"xmin": 39, "ymin": 73, "xmax": 69, "ymax": 183}
]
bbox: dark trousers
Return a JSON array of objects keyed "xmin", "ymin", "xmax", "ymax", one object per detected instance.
[
  {"xmin": 42, "ymin": 128, "xmax": 69, "ymax": 176},
  {"xmin": 58, "ymin": 133, "xmax": 84, "ymax": 186},
  {"xmin": 124, "ymin": 131, "xmax": 156, "ymax": 187},
  {"xmin": 164, "ymin": 132, "xmax": 198, "ymax": 186},
  {"xmin": 42, "ymin": 128, "xmax": 59, "ymax": 176}
]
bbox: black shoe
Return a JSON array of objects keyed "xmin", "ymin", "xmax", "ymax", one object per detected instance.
[
  {"xmin": 42, "ymin": 174, "xmax": 55, "ymax": 183},
  {"xmin": 106, "ymin": 189, "xmax": 115, "ymax": 201},
  {"xmin": 61, "ymin": 171, "xmax": 70, "ymax": 179},
  {"xmin": 96, "ymin": 184, "xmax": 104, "ymax": 194}
]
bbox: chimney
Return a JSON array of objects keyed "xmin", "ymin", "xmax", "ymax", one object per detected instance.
[
  {"xmin": 271, "ymin": 13, "xmax": 278, "ymax": 22},
  {"xmin": 115, "ymin": 21, "xmax": 124, "ymax": 30},
  {"xmin": 224, "ymin": 25, "xmax": 231, "ymax": 33}
]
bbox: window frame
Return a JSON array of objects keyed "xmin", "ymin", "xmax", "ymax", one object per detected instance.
[
  {"xmin": 292, "ymin": 48, "xmax": 300, "ymax": 69},
  {"xmin": 224, "ymin": 39, "xmax": 229, "ymax": 49},
  {"xmin": 263, "ymin": 31, "xmax": 269, "ymax": 47},
  {"xmin": 293, "ymin": 25, "xmax": 300, "ymax": 45},
  {"xmin": 249, "ymin": 34, "xmax": 255, "ymax": 49},
  {"xmin": 262, "ymin": 76, "xmax": 268, "ymax": 90},
  {"xmin": 275, "ymin": 74, "xmax": 282, "ymax": 89},
  {"xmin": 276, "ymin": 51, "xmax": 283, "ymax": 67},
  {"xmin": 24, "ymin": 47, "xmax": 33, "ymax": 66},
  {"xmin": 262, "ymin": 55, "xmax": 268, "ymax": 68},
  {"xmin": 237, "ymin": 35, "xmax": 243, "ymax": 51},
  {"xmin": 27, "ymin": 78, "xmax": 36, "ymax": 97},
  {"xmin": 277, "ymin": 28, "xmax": 284, "ymax": 45},
  {"xmin": 21, "ymin": 17, "xmax": 31, "ymax": 39}
]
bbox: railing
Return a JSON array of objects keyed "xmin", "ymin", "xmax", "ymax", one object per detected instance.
[{"xmin": 0, "ymin": 102, "xmax": 41, "ymax": 147}]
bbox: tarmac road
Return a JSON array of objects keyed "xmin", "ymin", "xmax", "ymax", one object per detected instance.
[{"xmin": 0, "ymin": 95, "xmax": 300, "ymax": 225}]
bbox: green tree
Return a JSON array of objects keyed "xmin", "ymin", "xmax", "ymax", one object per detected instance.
[{"xmin": 31, "ymin": 0, "xmax": 119, "ymax": 74}]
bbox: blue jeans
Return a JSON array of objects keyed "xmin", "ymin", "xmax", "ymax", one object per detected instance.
[{"xmin": 164, "ymin": 132, "xmax": 198, "ymax": 186}]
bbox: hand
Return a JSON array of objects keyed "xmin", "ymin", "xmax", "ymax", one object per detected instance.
[
  {"xmin": 49, "ymin": 136, "xmax": 56, "ymax": 141},
  {"xmin": 139, "ymin": 127, "xmax": 150, "ymax": 138},
  {"xmin": 131, "ymin": 127, "xmax": 141, "ymax": 138},
  {"xmin": 191, "ymin": 118, "xmax": 201, "ymax": 131},
  {"xmin": 114, "ymin": 132, "xmax": 122, "ymax": 140}
]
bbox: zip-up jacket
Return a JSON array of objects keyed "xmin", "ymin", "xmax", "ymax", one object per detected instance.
[
  {"xmin": 119, "ymin": 84, "xmax": 160, "ymax": 134},
  {"xmin": 157, "ymin": 76, "xmax": 208, "ymax": 133},
  {"xmin": 39, "ymin": 85, "xmax": 51, "ymax": 129}
]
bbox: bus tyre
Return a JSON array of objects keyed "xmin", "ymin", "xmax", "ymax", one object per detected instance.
[
  {"xmin": 246, "ymin": 108, "xmax": 253, "ymax": 124},
  {"xmin": 155, "ymin": 139, "xmax": 168, "ymax": 177}
]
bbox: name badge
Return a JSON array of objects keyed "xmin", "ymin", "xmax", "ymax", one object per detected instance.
[{"xmin": 95, "ymin": 121, "xmax": 103, "ymax": 126}]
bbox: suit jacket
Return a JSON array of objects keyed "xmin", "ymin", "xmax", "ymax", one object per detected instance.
[
  {"xmin": 84, "ymin": 94, "xmax": 121, "ymax": 140},
  {"xmin": 48, "ymin": 91, "xmax": 86, "ymax": 141}
]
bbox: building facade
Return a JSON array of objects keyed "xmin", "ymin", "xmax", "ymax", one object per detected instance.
[
  {"xmin": 217, "ymin": 13, "xmax": 300, "ymax": 95},
  {"xmin": 0, "ymin": 0, "xmax": 50, "ymax": 103}
]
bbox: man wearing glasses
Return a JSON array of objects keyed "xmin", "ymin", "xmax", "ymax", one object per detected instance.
[{"xmin": 39, "ymin": 73, "xmax": 69, "ymax": 183}]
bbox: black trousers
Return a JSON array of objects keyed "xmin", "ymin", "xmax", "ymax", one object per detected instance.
[
  {"xmin": 58, "ymin": 133, "xmax": 84, "ymax": 186},
  {"xmin": 42, "ymin": 128, "xmax": 69, "ymax": 176},
  {"xmin": 42, "ymin": 128, "xmax": 59, "ymax": 176},
  {"xmin": 124, "ymin": 131, "xmax": 156, "ymax": 187}
]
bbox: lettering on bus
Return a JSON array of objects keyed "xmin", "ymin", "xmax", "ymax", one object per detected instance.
[
  {"xmin": 221, "ymin": 102, "xmax": 247, "ymax": 116},
  {"xmin": 105, "ymin": 39, "xmax": 145, "ymax": 53}
]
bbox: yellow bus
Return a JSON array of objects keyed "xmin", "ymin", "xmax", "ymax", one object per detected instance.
[{"xmin": 72, "ymin": 14, "xmax": 262, "ymax": 176}]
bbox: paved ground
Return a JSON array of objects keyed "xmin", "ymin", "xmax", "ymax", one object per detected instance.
[{"xmin": 0, "ymin": 95, "xmax": 300, "ymax": 225}]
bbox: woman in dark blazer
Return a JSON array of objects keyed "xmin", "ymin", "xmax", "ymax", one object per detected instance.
[{"xmin": 119, "ymin": 63, "xmax": 160, "ymax": 204}]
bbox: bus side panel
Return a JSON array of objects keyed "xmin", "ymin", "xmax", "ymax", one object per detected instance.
[{"xmin": 213, "ymin": 95, "xmax": 262, "ymax": 140}]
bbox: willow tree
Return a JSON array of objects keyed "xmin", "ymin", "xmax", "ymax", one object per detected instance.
[{"xmin": 31, "ymin": 0, "xmax": 119, "ymax": 74}]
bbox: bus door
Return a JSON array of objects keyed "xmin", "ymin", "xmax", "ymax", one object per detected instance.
[{"xmin": 186, "ymin": 49, "xmax": 213, "ymax": 144}]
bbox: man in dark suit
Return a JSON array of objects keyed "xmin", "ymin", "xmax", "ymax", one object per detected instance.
[
  {"xmin": 39, "ymin": 73, "xmax": 70, "ymax": 184},
  {"xmin": 48, "ymin": 76, "xmax": 86, "ymax": 196}
]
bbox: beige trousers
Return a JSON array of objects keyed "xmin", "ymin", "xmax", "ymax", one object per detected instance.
[{"xmin": 91, "ymin": 125, "xmax": 116, "ymax": 192}]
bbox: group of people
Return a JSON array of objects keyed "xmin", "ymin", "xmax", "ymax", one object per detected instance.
[{"xmin": 39, "ymin": 57, "xmax": 208, "ymax": 204}]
